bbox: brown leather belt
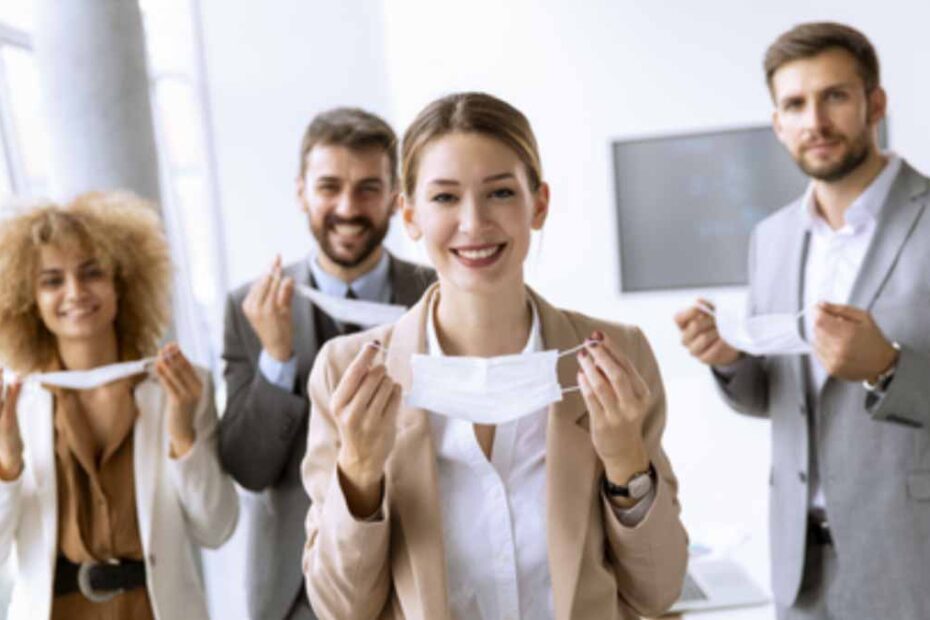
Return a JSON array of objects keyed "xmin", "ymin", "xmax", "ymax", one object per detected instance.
[{"xmin": 54, "ymin": 556, "xmax": 146, "ymax": 603}]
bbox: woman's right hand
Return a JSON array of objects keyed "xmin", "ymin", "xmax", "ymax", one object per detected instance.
[
  {"xmin": 0, "ymin": 370, "xmax": 24, "ymax": 481},
  {"xmin": 332, "ymin": 341, "xmax": 402, "ymax": 517}
]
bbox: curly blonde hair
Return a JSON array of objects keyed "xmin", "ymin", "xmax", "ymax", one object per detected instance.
[{"xmin": 0, "ymin": 192, "xmax": 173, "ymax": 372}]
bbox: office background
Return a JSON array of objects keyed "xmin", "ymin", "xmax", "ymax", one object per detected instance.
[{"xmin": 1, "ymin": 1, "xmax": 928, "ymax": 618}]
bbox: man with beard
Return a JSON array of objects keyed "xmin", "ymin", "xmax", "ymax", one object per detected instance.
[
  {"xmin": 675, "ymin": 23, "xmax": 930, "ymax": 619},
  {"xmin": 220, "ymin": 108, "xmax": 435, "ymax": 620}
]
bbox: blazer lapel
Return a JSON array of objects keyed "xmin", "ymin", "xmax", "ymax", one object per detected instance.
[
  {"xmin": 532, "ymin": 291, "xmax": 598, "ymax": 620},
  {"xmin": 847, "ymin": 163, "xmax": 929, "ymax": 309},
  {"xmin": 133, "ymin": 378, "xmax": 163, "ymax": 548},
  {"xmin": 773, "ymin": 203, "xmax": 812, "ymax": 397},
  {"xmin": 384, "ymin": 285, "xmax": 450, "ymax": 618},
  {"xmin": 288, "ymin": 259, "xmax": 318, "ymax": 397}
]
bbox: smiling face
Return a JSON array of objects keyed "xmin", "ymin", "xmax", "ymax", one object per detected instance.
[
  {"xmin": 34, "ymin": 243, "xmax": 119, "ymax": 346},
  {"xmin": 402, "ymin": 132, "xmax": 548, "ymax": 295},
  {"xmin": 771, "ymin": 47, "xmax": 885, "ymax": 183},
  {"xmin": 297, "ymin": 143, "xmax": 397, "ymax": 271}
]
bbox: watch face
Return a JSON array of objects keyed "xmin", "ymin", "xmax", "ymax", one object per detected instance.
[{"xmin": 628, "ymin": 473, "xmax": 653, "ymax": 500}]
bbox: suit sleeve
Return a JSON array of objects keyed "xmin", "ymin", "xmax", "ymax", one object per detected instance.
[
  {"xmin": 866, "ymin": 342, "xmax": 930, "ymax": 428},
  {"xmin": 218, "ymin": 291, "xmax": 310, "ymax": 490},
  {"xmin": 711, "ymin": 227, "xmax": 770, "ymax": 417},
  {"xmin": 301, "ymin": 341, "xmax": 393, "ymax": 620},
  {"xmin": 601, "ymin": 327, "xmax": 689, "ymax": 618},
  {"xmin": 169, "ymin": 370, "xmax": 239, "ymax": 548}
]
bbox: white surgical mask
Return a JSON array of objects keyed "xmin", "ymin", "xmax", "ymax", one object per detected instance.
[
  {"xmin": 294, "ymin": 284, "xmax": 407, "ymax": 327},
  {"xmin": 30, "ymin": 358, "xmax": 155, "ymax": 389},
  {"xmin": 697, "ymin": 302, "xmax": 811, "ymax": 356},
  {"xmin": 405, "ymin": 345, "xmax": 584, "ymax": 425}
]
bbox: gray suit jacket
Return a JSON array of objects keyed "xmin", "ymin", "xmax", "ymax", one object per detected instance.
[
  {"xmin": 714, "ymin": 162, "xmax": 930, "ymax": 617},
  {"xmin": 219, "ymin": 254, "xmax": 435, "ymax": 620}
]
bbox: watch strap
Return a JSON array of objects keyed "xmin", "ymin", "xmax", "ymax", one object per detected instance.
[
  {"xmin": 863, "ymin": 341, "xmax": 900, "ymax": 393},
  {"xmin": 602, "ymin": 463, "xmax": 654, "ymax": 498}
]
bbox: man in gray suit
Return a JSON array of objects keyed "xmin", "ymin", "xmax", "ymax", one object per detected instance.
[
  {"xmin": 220, "ymin": 108, "xmax": 434, "ymax": 620},
  {"xmin": 676, "ymin": 23, "xmax": 930, "ymax": 619}
]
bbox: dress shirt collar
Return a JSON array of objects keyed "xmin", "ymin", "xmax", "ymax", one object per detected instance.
[
  {"xmin": 426, "ymin": 292, "xmax": 542, "ymax": 357},
  {"xmin": 800, "ymin": 152, "xmax": 902, "ymax": 233},
  {"xmin": 308, "ymin": 249, "xmax": 391, "ymax": 302}
]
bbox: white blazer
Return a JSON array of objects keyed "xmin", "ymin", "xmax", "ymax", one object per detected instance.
[{"xmin": 0, "ymin": 369, "xmax": 239, "ymax": 620}]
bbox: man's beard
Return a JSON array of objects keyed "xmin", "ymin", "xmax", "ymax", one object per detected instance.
[
  {"xmin": 312, "ymin": 214, "xmax": 390, "ymax": 268},
  {"xmin": 796, "ymin": 127, "xmax": 871, "ymax": 183}
]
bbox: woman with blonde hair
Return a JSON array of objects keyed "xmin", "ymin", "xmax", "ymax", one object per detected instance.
[
  {"xmin": 0, "ymin": 192, "xmax": 238, "ymax": 619},
  {"xmin": 301, "ymin": 92, "xmax": 687, "ymax": 620}
]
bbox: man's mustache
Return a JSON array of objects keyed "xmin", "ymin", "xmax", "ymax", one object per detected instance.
[{"xmin": 325, "ymin": 215, "xmax": 372, "ymax": 229}]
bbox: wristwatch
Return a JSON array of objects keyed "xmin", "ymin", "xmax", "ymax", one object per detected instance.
[
  {"xmin": 603, "ymin": 464, "xmax": 654, "ymax": 499},
  {"xmin": 863, "ymin": 341, "xmax": 901, "ymax": 394}
]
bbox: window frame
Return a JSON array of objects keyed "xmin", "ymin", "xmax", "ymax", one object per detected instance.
[{"xmin": 0, "ymin": 21, "xmax": 31, "ymax": 196}]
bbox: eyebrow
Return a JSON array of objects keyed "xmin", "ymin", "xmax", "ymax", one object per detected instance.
[
  {"xmin": 38, "ymin": 258, "xmax": 99, "ymax": 276},
  {"xmin": 315, "ymin": 176, "xmax": 384, "ymax": 186},
  {"xmin": 779, "ymin": 81, "xmax": 858, "ymax": 103},
  {"xmin": 425, "ymin": 172, "xmax": 516, "ymax": 187}
]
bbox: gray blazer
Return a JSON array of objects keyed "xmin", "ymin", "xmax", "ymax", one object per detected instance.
[
  {"xmin": 219, "ymin": 254, "xmax": 435, "ymax": 620},
  {"xmin": 714, "ymin": 162, "xmax": 930, "ymax": 617}
]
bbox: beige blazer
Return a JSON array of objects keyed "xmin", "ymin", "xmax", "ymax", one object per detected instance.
[{"xmin": 301, "ymin": 285, "xmax": 687, "ymax": 620}]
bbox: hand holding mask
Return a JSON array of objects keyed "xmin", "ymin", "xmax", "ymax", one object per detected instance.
[
  {"xmin": 576, "ymin": 332, "xmax": 651, "ymax": 485},
  {"xmin": 674, "ymin": 300, "xmax": 744, "ymax": 367},
  {"xmin": 242, "ymin": 255, "xmax": 295, "ymax": 362},
  {"xmin": 333, "ymin": 341, "xmax": 402, "ymax": 518}
]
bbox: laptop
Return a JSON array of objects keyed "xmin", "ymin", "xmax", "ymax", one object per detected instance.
[{"xmin": 669, "ymin": 557, "xmax": 769, "ymax": 614}]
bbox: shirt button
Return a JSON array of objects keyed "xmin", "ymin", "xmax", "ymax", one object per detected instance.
[
  {"xmin": 148, "ymin": 553, "xmax": 156, "ymax": 567},
  {"xmin": 798, "ymin": 471, "xmax": 807, "ymax": 483},
  {"xmin": 799, "ymin": 403, "xmax": 807, "ymax": 416}
]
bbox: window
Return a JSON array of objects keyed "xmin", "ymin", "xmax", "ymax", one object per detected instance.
[
  {"xmin": 0, "ymin": 1, "xmax": 228, "ymax": 371},
  {"xmin": 0, "ymin": 7, "xmax": 44, "ymax": 204},
  {"xmin": 141, "ymin": 0, "xmax": 228, "ymax": 367}
]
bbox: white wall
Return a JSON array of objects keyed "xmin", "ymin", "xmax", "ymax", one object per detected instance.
[
  {"xmin": 199, "ymin": 0, "xmax": 395, "ymax": 289},
  {"xmin": 197, "ymin": 2, "xmax": 930, "ymax": 618}
]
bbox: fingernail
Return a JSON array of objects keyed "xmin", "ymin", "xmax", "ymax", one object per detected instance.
[
  {"xmin": 593, "ymin": 330, "xmax": 604, "ymax": 341},
  {"xmin": 578, "ymin": 349, "xmax": 588, "ymax": 358}
]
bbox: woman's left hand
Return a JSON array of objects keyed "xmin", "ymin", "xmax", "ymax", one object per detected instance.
[
  {"xmin": 576, "ymin": 331, "xmax": 651, "ymax": 485},
  {"xmin": 155, "ymin": 343, "xmax": 201, "ymax": 458}
]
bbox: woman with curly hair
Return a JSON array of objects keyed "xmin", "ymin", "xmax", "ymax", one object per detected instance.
[{"xmin": 0, "ymin": 192, "xmax": 238, "ymax": 620}]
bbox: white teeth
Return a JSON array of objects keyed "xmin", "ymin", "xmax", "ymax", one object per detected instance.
[
  {"xmin": 62, "ymin": 306, "xmax": 96, "ymax": 318},
  {"xmin": 333, "ymin": 223, "xmax": 365, "ymax": 236},
  {"xmin": 457, "ymin": 246, "xmax": 500, "ymax": 260}
]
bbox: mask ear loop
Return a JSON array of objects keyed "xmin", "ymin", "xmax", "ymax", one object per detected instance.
[{"xmin": 557, "ymin": 342, "xmax": 588, "ymax": 394}]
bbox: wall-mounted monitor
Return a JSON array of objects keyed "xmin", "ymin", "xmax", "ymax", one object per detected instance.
[{"xmin": 611, "ymin": 123, "xmax": 888, "ymax": 292}]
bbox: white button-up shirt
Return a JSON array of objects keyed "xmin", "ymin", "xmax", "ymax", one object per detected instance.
[
  {"xmin": 425, "ymin": 297, "xmax": 653, "ymax": 620},
  {"xmin": 427, "ymin": 299, "xmax": 553, "ymax": 620},
  {"xmin": 801, "ymin": 152, "xmax": 902, "ymax": 509}
]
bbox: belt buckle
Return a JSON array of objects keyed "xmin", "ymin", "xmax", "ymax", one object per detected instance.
[{"xmin": 77, "ymin": 560, "xmax": 122, "ymax": 603}]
